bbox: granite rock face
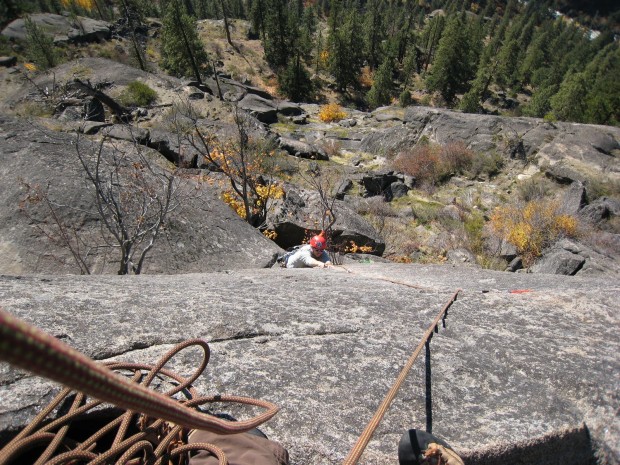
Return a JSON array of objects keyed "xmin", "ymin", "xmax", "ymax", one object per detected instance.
[
  {"xmin": 1, "ymin": 14, "xmax": 111, "ymax": 43},
  {"xmin": 0, "ymin": 115, "xmax": 282, "ymax": 275},
  {"xmin": 0, "ymin": 264, "xmax": 617, "ymax": 465}
]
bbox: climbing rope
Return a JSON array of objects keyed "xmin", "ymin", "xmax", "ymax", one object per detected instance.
[
  {"xmin": 0, "ymin": 308, "xmax": 279, "ymax": 465},
  {"xmin": 1, "ymin": 282, "xmax": 461, "ymax": 465},
  {"xmin": 341, "ymin": 289, "xmax": 461, "ymax": 465}
]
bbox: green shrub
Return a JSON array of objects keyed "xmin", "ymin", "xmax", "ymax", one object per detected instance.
[
  {"xmin": 119, "ymin": 81, "xmax": 158, "ymax": 107},
  {"xmin": 585, "ymin": 178, "xmax": 620, "ymax": 201},
  {"xmin": 517, "ymin": 176, "xmax": 553, "ymax": 202},
  {"xmin": 399, "ymin": 90, "xmax": 412, "ymax": 107},
  {"xmin": 468, "ymin": 152, "xmax": 504, "ymax": 179},
  {"xmin": 0, "ymin": 36, "xmax": 12, "ymax": 56},
  {"xmin": 410, "ymin": 201, "xmax": 442, "ymax": 225}
]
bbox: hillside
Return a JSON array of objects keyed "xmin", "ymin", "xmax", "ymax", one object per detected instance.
[
  {"xmin": 0, "ymin": 15, "xmax": 619, "ymax": 276},
  {"xmin": 0, "ymin": 4, "xmax": 619, "ymax": 465}
]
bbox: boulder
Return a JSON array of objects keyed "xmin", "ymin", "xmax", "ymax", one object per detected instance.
[
  {"xmin": 529, "ymin": 239, "xmax": 620, "ymax": 276},
  {"xmin": 238, "ymin": 93, "xmax": 278, "ymax": 124},
  {"xmin": 483, "ymin": 227, "xmax": 518, "ymax": 261},
  {"xmin": 0, "ymin": 115, "xmax": 282, "ymax": 275},
  {"xmin": 372, "ymin": 106, "xmax": 406, "ymax": 122},
  {"xmin": 105, "ymin": 124, "xmax": 150, "ymax": 145},
  {"xmin": 505, "ymin": 256, "xmax": 523, "ymax": 272},
  {"xmin": 579, "ymin": 197, "xmax": 620, "ymax": 225},
  {"xmin": 0, "ymin": 56, "xmax": 17, "ymax": 67},
  {"xmin": 446, "ymin": 248, "xmax": 479, "ymax": 266},
  {"xmin": 277, "ymin": 136, "xmax": 328, "ymax": 160},
  {"xmin": 277, "ymin": 101, "xmax": 303, "ymax": 117},
  {"xmin": 335, "ymin": 179, "xmax": 353, "ymax": 200},
  {"xmin": 1, "ymin": 13, "xmax": 111, "ymax": 43},
  {"xmin": 545, "ymin": 162, "xmax": 588, "ymax": 184},
  {"xmin": 560, "ymin": 181, "xmax": 587, "ymax": 215},
  {"xmin": 360, "ymin": 171, "xmax": 401, "ymax": 197},
  {"xmin": 266, "ymin": 186, "xmax": 385, "ymax": 254},
  {"xmin": 387, "ymin": 181, "xmax": 409, "ymax": 200},
  {"xmin": 530, "ymin": 249, "xmax": 586, "ymax": 275},
  {"xmin": 355, "ymin": 107, "xmax": 620, "ymax": 187}
]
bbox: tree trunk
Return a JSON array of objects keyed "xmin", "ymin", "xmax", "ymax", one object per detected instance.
[
  {"xmin": 220, "ymin": 0, "xmax": 235, "ymax": 49},
  {"xmin": 72, "ymin": 79, "xmax": 130, "ymax": 120},
  {"xmin": 174, "ymin": 4, "xmax": 202, "ymax": 84}
]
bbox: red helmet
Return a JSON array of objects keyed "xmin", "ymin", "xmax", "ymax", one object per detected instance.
[{"xmin": 309, "ymin": 234, "xmax": 326, "ymax": 251}]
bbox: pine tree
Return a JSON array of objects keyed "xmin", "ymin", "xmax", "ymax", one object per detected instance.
[
  {"xmin": 24, "ymin": 16, "xmax": 58, "ymax": 70},
  {"xmin": 425, "ymin": 15, "xmax": 475, "ymax": 105},
  {"xmin": 495, "ymin": 38, "xmax": 520, "ymax": 90},
  {"xmin": 523, "ymin": 84, "xmax": 557, "ymax": 118},
  {"xmin": 400, "ymin": 45, "xmax": 418, "ymax": 90},
  {"xmin": 277, "ymin": 2, "xmax": 313, "ymax": 101},
  {"xmin": 262, "ymin": 0, "xmax": 291, "ymax": 69},
  {"xmin": 518, "ymin": 26, "xmax": 551, "ymax": 88},
  {"xmin": 160, "ymin": 0, "xmax": 209, "ymax": 82},
  {"xmin": 363, "ymin": 0, "xmax": 385, "ymax": 71},
  {"xmin": 279, "ymin": 54, "xmax": 313, "ymax": 101},
  {"xmin": 420, "ymin": 14, "xmax": 445, "ymax": 71},
  {"xmin": 524, "ymin": 20, "xmax": 591, "ymax": 118},
  {"xmin": 459, "ymin": 3, "xmax": 511, "ymax": 111},
  {"xmin": 549, "ymin": 71, "xmax": 588, "ymax": 122},
  {"xmin": 367, "ymin": 55, "xmax": 394, "ymax": 109},
  {"xmin": 327, "ymin": 7, "xmax": 364, "ymax": 92},
  {"xmin": 249, "ymin": 0, "xmax": 266, "ymax": 39},
  {"xmin": 583, "ymin": 43, "xmax": 620, "ymax": 125}
]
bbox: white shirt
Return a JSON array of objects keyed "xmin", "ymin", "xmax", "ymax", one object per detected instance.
[{"xmin": 285, "ymin": 245, "xmax": 331, "ymax": 268}]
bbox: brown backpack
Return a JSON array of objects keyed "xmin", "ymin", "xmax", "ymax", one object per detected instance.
[{"xmin": 188, "ymin": 429, "xmax": 289, "ymax": 465}]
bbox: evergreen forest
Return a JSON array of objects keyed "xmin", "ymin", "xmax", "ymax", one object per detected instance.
[{"xmin": 2, "ymin": 0, "xmax": 619, "ymax": 126}]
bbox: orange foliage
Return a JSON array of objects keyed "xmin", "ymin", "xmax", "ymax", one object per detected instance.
[
  {"xmin": 344, "ymin": 241, "xmax": 374, "ymax": 253},
  {"xmin": 318, "ymin": 103, "xmax": 347, "ymax": 123},
  {"xmin": 490, "ymin": 199, "xmax": 580, "ymax": 265},
  {"xmin": 61, "ymin": 0, "xmax": 96, "ymax": 10},
  {"xmin": 359, "ymin": 66, "xmax": 373, "ymax": 88}
]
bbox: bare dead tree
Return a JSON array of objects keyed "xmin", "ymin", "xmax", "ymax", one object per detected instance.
[
  {"xmin": 72, "ymin": 79, "xmax": 131, "ymax": 121},
  {"xmin": 75, "ymin": 130, "xmax": 182, "ymax": 274},
  {"xmin": 181, "ymin": 103, "xmax": 282, "ymax": 229},
  {"xmin": 296, "ymin": 161, "xmax": 350, "ymax": 263},
  {"xmin": 19, "ymin": 181, "xmax": 101, "ymax": 274}
]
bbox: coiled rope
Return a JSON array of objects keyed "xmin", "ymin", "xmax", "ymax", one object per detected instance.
[
  {"xmin": 0, "ymin": 308, "xmax": 279, "ymax": 465},
  {"xmin": 1, "ymin": 284, "xmax": 460, "ymax": 465}
]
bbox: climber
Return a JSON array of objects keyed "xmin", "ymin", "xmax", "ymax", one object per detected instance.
[{"xmin": 280, "ymin": 232, "xmax": 333, "ymax": 268}]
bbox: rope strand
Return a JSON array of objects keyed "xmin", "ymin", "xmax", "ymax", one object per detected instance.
[{"xmin": 341, "ymin": 289, "xmax": 461, "ymax": 465}]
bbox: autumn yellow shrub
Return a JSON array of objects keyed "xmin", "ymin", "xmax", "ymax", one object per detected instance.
[
  {"xmin": 61, "ymin": 0, "xmax": 95, "ymax": 10},
  {"xmin": 222, "ymin": 183, "xmax": 284, "ymax": 220},
  {"xmin": 318, "ymin": 103, "xmax": 347, "ymax": 123},
  {"xmin": 490, "ymin": 199, "xmax": 579, "ymax": 265},
  {"xmin": 262, "ymin": 229, "xmax": 278, "ymax": 240},
  {"xmin": 344, "ymin": 241, "xmax": 374, "ymax": 253},
  {"xmin": 359, "ymin": 66, "xmax": 373, "ymax": 88}
]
